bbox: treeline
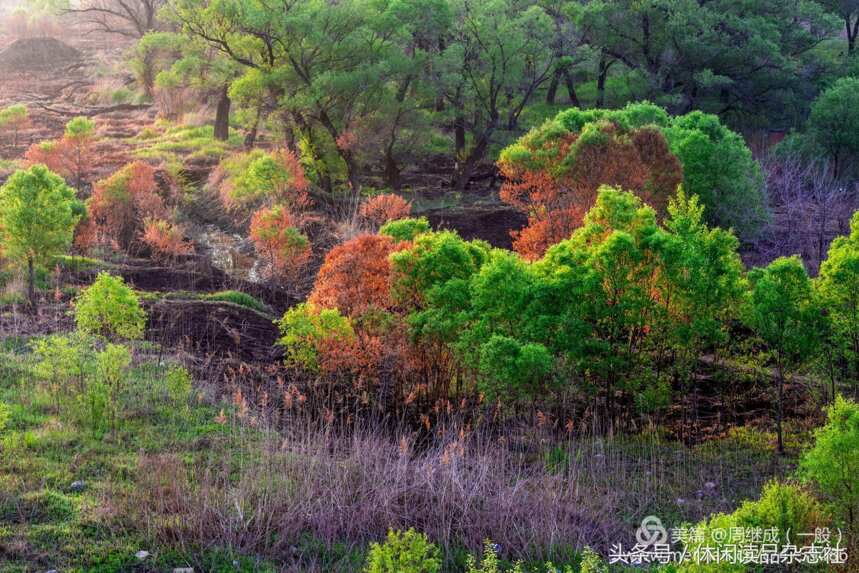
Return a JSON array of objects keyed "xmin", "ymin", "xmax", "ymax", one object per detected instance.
[{"xmin": 118, "ymin": 0, "xmax": 859, "ymax": 191}]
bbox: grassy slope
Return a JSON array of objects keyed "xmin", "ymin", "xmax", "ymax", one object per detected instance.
[{"xmin": 0, "ymin": 340, "xmax": 275, "ymax": 573}]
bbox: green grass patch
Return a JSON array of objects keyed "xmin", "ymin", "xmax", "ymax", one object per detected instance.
[
  {"xmin": 204, "ymin": 290, "xmax": 269, "ymax": 313},
  {"xmin": 131, "ymin": 123, "xmax": 242, "ymax": 165}
]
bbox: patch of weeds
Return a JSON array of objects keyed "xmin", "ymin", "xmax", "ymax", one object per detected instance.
[
  {"xmin": 110, "ymin": 88, "xmax": 133, "ymax": 104},
  {"xmin": 53, "ymin": 254, "xmax": 104, "ymax": 272},
  {"xmin": 204, "ymin": 290, "xmax": 269, "ymax": 314},
  {"xmin": 155, "ymin": 548, "xmax": 278, "ymax": 573},
  {"xmin": 19, "ymin": 490, "xmax": 77, "ymax": 523},
  {"xmin": 543, "ymin": 445, "xmax": 570, "ymax": 474},
  {"xmin": 0, "ymin": 291, "xmax": 26, "ymax": 306},
  {"xmin": 294, "ymin": 533, "xmax": 368, "ymax": 573},
  {"xmin": 131, "ymin": 123, "xmax": 242, "ymax": 165}
]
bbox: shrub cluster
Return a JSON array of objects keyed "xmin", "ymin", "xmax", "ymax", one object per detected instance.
[{"xmin": 280, "ymin": 187, "xmax": 859, "ymax": 437}]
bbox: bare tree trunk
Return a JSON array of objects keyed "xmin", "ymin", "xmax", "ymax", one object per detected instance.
[
  {"xmin": 213, "ymin": 85, "xmax": 231, "ymax": 141},
  {"xmin": 454, "ymin": 115, "xmax": 466, "ymax": 158},
  {"xmin": 597, "ymin": 55, "xmax": 611, "ymax": 108},
  {"xmin": 384, "ymin": 148, "xmax": 401, "ymax": 190},
  {"xmin": 27, "ymin": 257, "xmax": 36, "ymax": 310},
  {"xmin": 847, "ymin": 16, "xmax": 858, "ymax": 55},
  {"xmin": 563, "ymin": 69, "xmax": 581, "ymax": 107},
  {"xmin": 141, "ymin": 51, "xmax": 155, "ymax": 99},
  {"xmin": 244, "ymin": 107, "xmax": 261, "ymax": 149},
  {"xmin": 317, "ymin": 108, "xmax": 361, "ymax": 193},
  {"xmin": 776, "ymin": 358, "xmax": 785, "ymax": 455},
  {"xmin": 453, "ymin": 122, "xmax": 495, "ymax": 191},
  {"xmin": 546, "ymin": 68, "xmax": 561, "ymax": 104}
]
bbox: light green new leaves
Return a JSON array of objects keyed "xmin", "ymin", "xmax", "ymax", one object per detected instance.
[
  {"xmin": 277, "ymin": 303, "xmax": 355, "ymax": 371},
  {"xmin": 74, "ymin": 273, "xmax": 147, "ymax": 341},
  {"xmin": 0, "ymin": 164, "xmax": 82, "ymax": 268}
]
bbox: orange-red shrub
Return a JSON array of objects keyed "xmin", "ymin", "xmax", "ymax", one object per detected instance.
[
  {"xmin": 309, "ymin": 234, "xmax": 406, "ymax": 317},
  {"xmin": 358, "ymin": 193, "xmax": 412, "ymax": 227},
  {"xmin": 25, "ymin": 140, "xmax": 71, "ymax": 177},
  {"xmin": 24, "ymin": 125, "xmax": 97, "ymax": 189},
  {"xmin": 87, "ymin": 161, "xmax": 166, "ymax": 250},
  {"xmin": 141, "ymin": 218, "xmax": 194, "ymax": 260},
  {"xmin": 499, "ymin": 123, "xmax": 682, "ymax": 259},
  {"xmin": 249, "ymin": 205, "xmax": 311, "ymax": 281}
]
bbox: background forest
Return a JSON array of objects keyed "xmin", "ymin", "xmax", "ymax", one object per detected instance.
[{"xmin": 0, "ymin": 0, "xmax": 858, "ymax": 571}]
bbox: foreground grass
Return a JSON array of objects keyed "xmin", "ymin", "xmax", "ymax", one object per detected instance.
[
  {"xmin": 0, "ymin": 342, "xmax": 276, "ymax": 572},
  {"xmin": 0, "ymin": 331, "xmax": 802, "ymax": 573}
]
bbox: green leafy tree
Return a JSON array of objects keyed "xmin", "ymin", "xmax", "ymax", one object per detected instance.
[
  {"xmin": 131, "ymin": 31, "xmax": 184, "ymax": 100},
  {"xmin": 744, "ymin": 257, "xmax": 824, "ymax": 453},
  {"xmin": 654, "ymin": 190, "xmax": 745, "ymax": 391},
  {"xmin": 74, "ymin": 273, "xmax": 147, "ymax": 341},
  {"xmin": 662, "ymin": 111, "xmax": 766, "ymax": 239},
  {"xmin": 0, "ymin": 165, "xmax": 82, "ymax": 307},
  {"xmin": 170, "ymin": 0, "xmax": 422, "ymax": 192},
  {"xmin": 379, "ymin": 217, "xmax": 431, "ymax": 242},
  {"xmin": 800, "ymin": 395, "xmax": 859, "ymax": 534},
  {"xmin": 536, "ymin": 187, "xmax": 666, "ymax": 422},
  {"xmin": 390, "ymin": 230, "xmax": 491, "ymax": 310},
  {"xmin": 93, "ymin": 343, "xmax": 132, "ymax": 437},
  {"xmin": 577, "ymin": 0, "xmax": 836, "ymax": 124},
  {"xmin": 0, "ymin": 104, "xmax": 29, "ymax": 148},
  {"xmin": 806, "ymin": 77, "xmax": 859, "ymax": 178},
  {"xmin": 435, "ymin": 0, "xmax": 555, "ymax": 189},
  {"xmin": 364, "ymin": 529, "xmax": 441, "ymax": 573},
  {"xmin": 816, "ymin": 211, "xmax": 859, "ymax": 394},
  {"xmin": 31, "ymin": 334, "xmax": 90, "ymax": 413},
  {"xmin": 477, "ymin": 334, "xmax": 553, "ymax": 404},
  {"xmin": 142, "ymin": 32, "xmax": 242, "ymax": 138}
]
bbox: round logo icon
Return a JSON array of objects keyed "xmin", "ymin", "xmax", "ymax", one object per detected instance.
[{"xmin": 636, "ymin": 515, "xmax": 668, "ymax": 547}]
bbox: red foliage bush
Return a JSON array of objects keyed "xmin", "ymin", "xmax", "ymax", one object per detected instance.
[
  {"xmin": 510, "ymin": 207, "xmax": 586, "ymax": 259},
  {"xmin": 141, "ymin": 218, "xmax": 195, "ymax": 260},
  {"xmin": 249, "ymin": 205, "xmax": 311, "ymax": 281},
  {"xmin": 24, "ymin": 140, "xmax": 72, "ymax": 177},
  {"xmin": 358, "ymin": 193, "xmax": 412, "ymax": 227},
  {"xmin": 24, "ymin": 128, "xmax": 97, "ymax": 189},
  {"xmin": 309, "ymin": 233, "xmax": 406, "ymax": 317},
  {"xmin": 499, "ymin": 124, "xmax": 682, "ymax": 259},
  {"xmin": 87, "ymin": 161, "xmax": 166, "ymax": 250},
  {"xmin": 335, "ymin": 130, "xmax": 358, "ymax": 151}
]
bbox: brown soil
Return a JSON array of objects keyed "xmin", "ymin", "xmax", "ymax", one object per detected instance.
[{"xmin": 0, "ymin": 37, "xmax": 81, "ymax": 72}]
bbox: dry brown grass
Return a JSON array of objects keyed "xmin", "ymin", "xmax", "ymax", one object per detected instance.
[{"xmin": 125, "ymin": 410, "xmax": 780, "ymax": 569}]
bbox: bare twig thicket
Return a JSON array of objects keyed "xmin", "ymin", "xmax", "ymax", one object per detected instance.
[
  {"xmin": 126, "ymin": 405, "xmax": 778, "ymax": 571},
  {"xmin": 757, "ymin": 154, "xmax": 857, "ymax": 274}
]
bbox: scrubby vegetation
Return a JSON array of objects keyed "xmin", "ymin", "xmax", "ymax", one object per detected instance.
[{"xmin": 1, "ymin": 0, "xmax": 859, "ymax": 570}]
